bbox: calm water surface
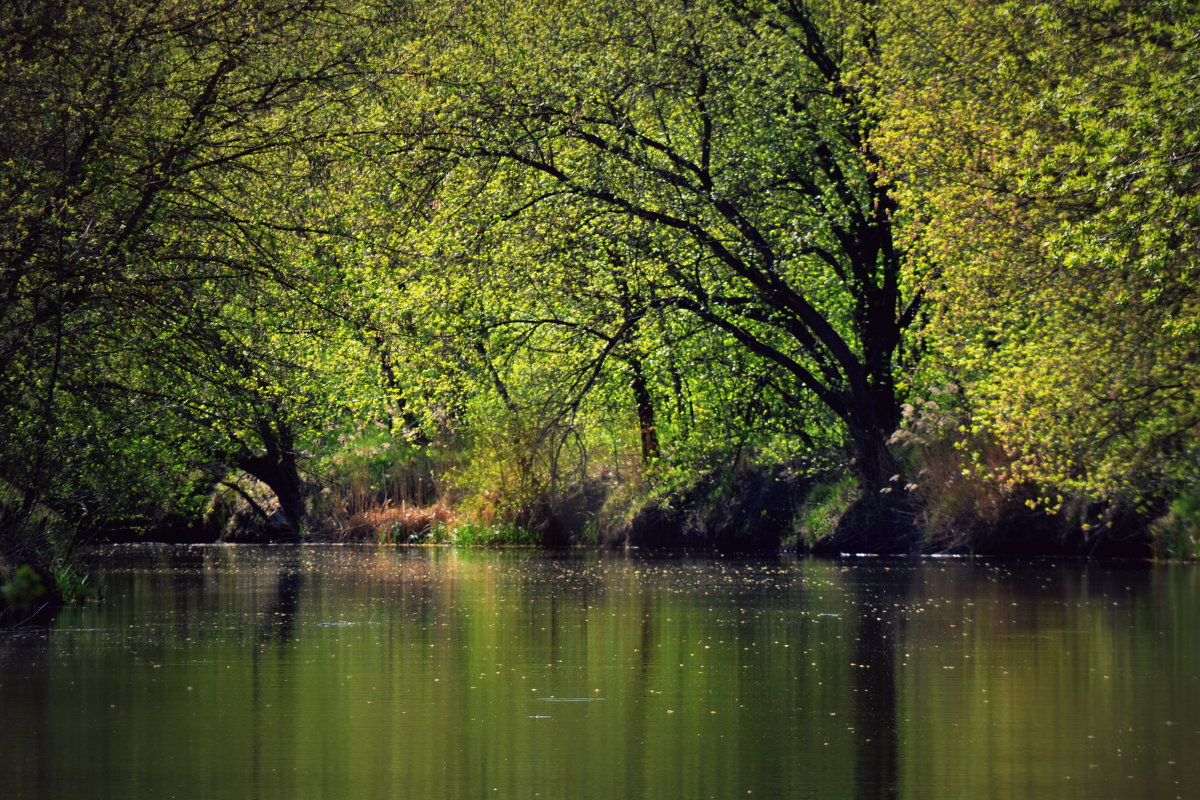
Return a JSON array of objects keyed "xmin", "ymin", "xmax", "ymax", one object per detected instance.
[{"xmin": 1, "ymin": 546, "xmax": 1196, "ymax": 799}]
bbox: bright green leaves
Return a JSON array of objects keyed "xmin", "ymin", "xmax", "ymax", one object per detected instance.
[
  {"xmin": 390, "ymin": 0, "xmax": 916, "ymax": 498},
  {"xmin": 871, "ymin": 0, "xmax": 1200, "ymax": 510}
]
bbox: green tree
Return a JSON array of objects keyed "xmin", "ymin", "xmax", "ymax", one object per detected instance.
[
  {"xmin": 0, "ymin": 0, "xmax": 389, "ymax": 556},
  {"xmin": 871, "ymin": 0, "xmax": 1200, "ymax": 521},
  {"xmin": 391, "ymin": 0, "xmax": 921, "ymax": 545}
]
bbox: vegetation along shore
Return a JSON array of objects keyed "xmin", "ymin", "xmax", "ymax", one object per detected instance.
[{"xmin": 3, "ymin": 0, "xmax": 1197, "ymax": 622}]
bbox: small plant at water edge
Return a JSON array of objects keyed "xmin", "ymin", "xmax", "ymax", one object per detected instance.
[{"xmin": 1151, "ymin": 488, "xmax": 1200, "ymax": 560}]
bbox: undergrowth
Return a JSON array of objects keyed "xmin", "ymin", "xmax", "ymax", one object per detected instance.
[
  {"xmin": 794, "ymin": 474, "xmax": 860, "ymax": 548},
  {"xmin": 1151, "ymin": 488, "xmax": 1200, "ymax": 560}
]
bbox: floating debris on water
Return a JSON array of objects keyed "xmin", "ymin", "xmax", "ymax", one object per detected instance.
[{"xmin": 537, "ymin": 697, "xmax": 606, "ymax": 702}]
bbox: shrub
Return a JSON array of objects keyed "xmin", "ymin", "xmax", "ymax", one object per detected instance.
[
  {"xmin": 1150, "ymin": 489, "xmax": 1200, "ymax": 561},
  {"xmin": 796, "ymin": 475, "xmax": 860, "ymax": 548}
]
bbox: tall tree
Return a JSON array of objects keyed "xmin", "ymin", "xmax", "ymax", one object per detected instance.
[
  {"xmin": 871, "ymin": 0, "xmax": 1200, "ymax": 516},
  {"xmin": 0, "ymin": 0, "xmax": 387, "ymax": 548},
  {"xmin": 400, "ymin": 0, "xmax": 919, "ymax": 543}
]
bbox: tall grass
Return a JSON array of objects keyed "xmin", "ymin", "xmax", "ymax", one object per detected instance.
[
  {"xmin": 308, "ymin": 424, "xmax": 450, "ymax": 541},
  {"xmin": 309, "ymin": 420, "xmax": 582, "ymax": 545},
  {"xmin": 342, "ymin": 500, "xmax": 458, "ymax": 543},
  {"xmin": 889, "ymin": 390, "xmax": 1029, "ymax": 550}
]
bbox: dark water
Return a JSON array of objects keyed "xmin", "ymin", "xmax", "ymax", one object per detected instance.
[{"xmin": 1, "ymin": 547, "xmax": 1196, "ymax": 800}]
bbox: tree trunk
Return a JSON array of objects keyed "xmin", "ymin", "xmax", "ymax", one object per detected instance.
[
  {"xmin": 848, "ymin": 417, "xmax": 900, "ymax": 492},
  {"xmin": 237, "ymin": 452, "xmax": 305, "ymax": 539},
  {"xmin": 236, "ymin": 418, "xmax": 305, "ymax": 540},
  {"xmin": 628, "ymin": 355, "xmax": 660, "ymax": 463},
  {"xmin": 821, "ymin": 388, "xmax": 918, "ymax": 554}
]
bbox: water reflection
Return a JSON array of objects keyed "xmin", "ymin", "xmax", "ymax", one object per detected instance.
[
  {"xmin": 849, "ymin": 566, "xmax": 914, "ymax": 800},
  {"xmin": 0, "ymin": 548, "xmax": 1196, "ymax": 800},
  {"xmin": 259, "ymin": 557, "xmax": 303, "ymax": 644}
]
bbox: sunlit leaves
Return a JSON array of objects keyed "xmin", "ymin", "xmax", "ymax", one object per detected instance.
[
  {"xmin": 381, "ymin": 0, "xmax": 916, "ymax": 497},
  {"xmin": 871, "ymin": 0, "xmax": 1200, "ymax": 508},
  {"xmin": 0, "ymin": 0, "xmax": 393, "ymax": 536}
]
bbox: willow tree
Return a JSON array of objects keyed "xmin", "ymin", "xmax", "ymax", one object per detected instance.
[{"xmin": 401, "ymin": 0, "xmax": 920, "ymax": 544}]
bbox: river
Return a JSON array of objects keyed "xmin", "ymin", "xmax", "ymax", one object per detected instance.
[{"xmin": 1, "ymin": 546, "xmax": 1196, "ymax": 799}]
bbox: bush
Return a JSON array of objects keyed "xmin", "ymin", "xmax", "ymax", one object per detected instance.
[
  {"xmin": 1151, "ymin": 489, "xmax": 1200, "ymax": 561},
  {"xmin": 0, "ymin": 562, "xmax": 56, "ymax": 625},
  {"xmin": 618, "ymin": 458, "xmax": 814, "ymax": 550},
  {"xmin": 447, "ymin": 411, "xmax": 617, "ymax": 546}
]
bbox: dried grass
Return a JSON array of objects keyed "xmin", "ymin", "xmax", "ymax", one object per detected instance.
[{"xmin": 339, "ymin": 501, "xmax": 458, "ymax": 542}]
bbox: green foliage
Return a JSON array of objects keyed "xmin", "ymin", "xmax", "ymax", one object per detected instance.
[
  {"xmin": 798, "ymin": 476, "xmax": 861, "ymax": 547},
  {"xmin": 0, "ymin": 0, "xmax": 397, "ymax": 546},
  {"xmin": 440, "ymin": 391, "xmax": 619, "ymax": 544},
  {"xmin": 1, "ymin": 564, "xmax": 48, "ymax": 611},
  {"xmin": 1151, "ymin": 489, "xmax": 1200, "ymax": 561},
  {"xmin": 871, "ymin": 0, "xmax": 1200, "ymax": 515},
  {"xmin": 3, "ymin": 0, "xmax": 1194, "ymax": 559},
  {"xmin": 397, "ymin": 0, "xmax": 917, "ymax": 498}
]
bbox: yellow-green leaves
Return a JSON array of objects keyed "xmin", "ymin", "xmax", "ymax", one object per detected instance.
[{"xmin": 871, "ymin": 0, "xmax": 1200, "ymax": 509}]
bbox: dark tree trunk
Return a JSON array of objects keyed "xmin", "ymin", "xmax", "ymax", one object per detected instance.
[
  {"xmin": 236, "ymin": 418, "xmax": 305, "ymax": 540},
  {"xmin": 237, "ymin": 453, "xmax": 305, "ymax": 538},
  {"xmin": 846, "ymin": 399, "xmax": 901, "ymax": 493},
  {"xmin": 813, "ymin": 382, "xmax": 918, "ymax": 555},
  {"xmin": 826, "ymin": 432, "xmax": 917, "ymax": 554},
  {"xmin": 628, "ymin": 355, "xmax": 660, "ymax": 463}
]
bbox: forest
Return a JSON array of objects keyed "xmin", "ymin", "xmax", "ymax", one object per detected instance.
[{"xmin": 2, "ymin": 0, "xmax": 1198, "ymax": 617}]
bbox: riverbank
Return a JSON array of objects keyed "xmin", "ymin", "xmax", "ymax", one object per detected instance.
[
  {"xmin": 3, "ymin": 449, "xmax": 1191, "ymax": 627},
  {"xmin": 110, "ymin": 468, "xmax": 1173, "ymax": 560}
]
